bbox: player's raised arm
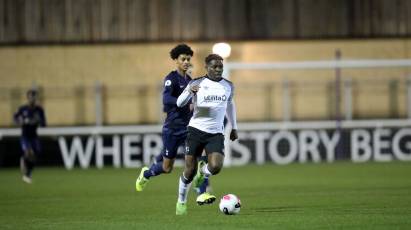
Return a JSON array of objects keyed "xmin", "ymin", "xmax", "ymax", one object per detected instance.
[
  {"xmin": 13, "ymin": 107, "xmax": 23, "ymax": 126},
  {"xmin": 163, "ymin": 77, "xmax": 177, "ymax": 105},
  {"xmin": 176, "ymin": 83, "xmax": 199, "ymax": 107}
]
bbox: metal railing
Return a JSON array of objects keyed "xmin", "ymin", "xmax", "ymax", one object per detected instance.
[{"xmin": 0, "ymin": 77, "xmax": 410, "ymax": 127}]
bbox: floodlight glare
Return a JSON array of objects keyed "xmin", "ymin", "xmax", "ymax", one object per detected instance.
[{"xmin": 212, "ymin": 42, "xmax": 231, "ymax": 58}]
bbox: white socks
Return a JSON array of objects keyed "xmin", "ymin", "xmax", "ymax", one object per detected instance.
[
  {"xmin": 177, "ymin": 175, "xmax": 192, "ymax": 204},
  {"xmin": 177, "ymin": 165, "xmax": 213, "ymax": 204}
]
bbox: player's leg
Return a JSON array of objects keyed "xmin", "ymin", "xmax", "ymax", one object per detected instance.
[
  {"xmin": 176, "ymin": 128, "xmax": 203, "ymax": 215},
  {"xmin": 161, "ymin": 133, "xmax": 186, "ymax": 173},
  {"xmin": 20, "ymin": 157, "xmax": 26, "ymax": 175},
  {"xmin": 136, "ymin": 131, "xmax": 179, "ymax": 191},
  {"xmin": 154, "ymin": 153, "xmax": 164, "ymax": 164},
  {"xmin": 22, "ymin": 152, "xmax": 35, "ymax": 183},
  {"xmin": 28, "ymin": 138, "xmax": 40, "ymax": 177},
  {"xmin": 25, "ymin": 145, "xmax": 37, "ymax": 176},
  {"xmin": 176, "ymin": 154, "xmax": 197, "ymax": 215},
  {"xmin": 195, "ymin": 150, "xmax": 223, "ymax": 205},
  {"xmin": 147, "ymin": 132, "xmax": 181, "ymax": 175},
  {"xmin": 201, "ymin": 133, "xmax": 225, "ymax": 176},
  {"xmin": 204, "ymin": 152, "xmax": 224, "ymax": 175},
  {"xmin": 195, "ymin": 151, "xmax": 224, "ymax": 205},
  {"xmin": 194, "ymin": 154, "xmax": 210, "ymax": 195},
  {"xmin": 20, "ymin": 138, "xmax": 35, "ymax": 183},
  {"xmin": 19, "ymin": 138, "xmax": 28, "ymax": 177},
  {"xmin": 161, "ymin": 157, "xmax": 175, "ymax": 173}
]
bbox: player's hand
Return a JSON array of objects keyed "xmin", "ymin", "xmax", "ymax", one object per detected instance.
[
  {"xmin": 230, "ymin": 129, "xmax": 238, "ymax": 141},
  {"xmin": 190, "ymin": 85, "xmax": 200, "ymax": 94},
  {"xmin": 23, "ymin": 117, "xmax": 31, "ymax": 125},
  {"xmin": 31, "ymin": 114, "xmax": 40, "ymax": 125},
  {"xmin": 16, "ymin": 117, "xmax": 24, "ymax": 125},
  {"xmin": 25, "ymin": 116, "xmax": 37, "ymax": 125}
]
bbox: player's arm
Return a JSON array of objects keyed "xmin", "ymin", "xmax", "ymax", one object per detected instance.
[
  {"xmin": 226, "ymin": 86, "xmax": 238, "ymax": 141},
  {"xmin": 163, "ymin": 77, "xmax": 177, "ymax": 105},
  {"xmin": 177, "ymin": 83, "xmax": 200, "ymax": 107},
  {"xmin": 13, "ymin": 107, "xmax": 23, "ymax": 126}
]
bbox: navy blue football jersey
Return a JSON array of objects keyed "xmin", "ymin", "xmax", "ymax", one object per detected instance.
[
  {"xmin": 14, "ymin": 105, "xmax": 47, "ymax": 138},
  {"xmin": 162, "ymin": 71, "xmax": 192, "ymax": 133}
]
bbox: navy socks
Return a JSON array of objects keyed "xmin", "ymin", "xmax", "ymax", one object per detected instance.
[{"xmin": 143, "ymin": 161, "xmax": 165, "ymax": 179}]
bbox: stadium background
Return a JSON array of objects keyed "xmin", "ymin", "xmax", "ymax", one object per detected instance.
[
  {"xmin": 1, "ymin": 0, "xmax": 411, "ymax": 126},
  {"xmin": 0, "ymin": 1, "xmax": 411, "ymax": 229}
]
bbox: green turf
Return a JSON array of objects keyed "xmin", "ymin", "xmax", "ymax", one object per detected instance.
[{"xmin": 1, "ymin": 162, "xmax": 411, "ymax": 229}]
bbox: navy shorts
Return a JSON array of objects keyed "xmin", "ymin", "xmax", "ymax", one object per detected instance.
[
  {"xmin": 161, "ymin": 129, "xmax": 187, "ymax": 159},
  {"xmin": 20, "ymin": 137, "xmax": 41, "ymax": 155}
]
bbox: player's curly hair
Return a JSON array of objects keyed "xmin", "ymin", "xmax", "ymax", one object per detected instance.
[
  {"xmin": 205, "ymin": 54, "xmax": 223, "ymax": 65},
  {"xmin": 170, "ymin": 44, "xmax": 194, "ymax": 60}
]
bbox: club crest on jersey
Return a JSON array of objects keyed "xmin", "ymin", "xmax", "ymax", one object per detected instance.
[
  {"xmin": 203, "ymin": 95, "xmax": 227, "ymax": 102},
  {"xmin": 164, "ymin": 80, "xmax": 172, "ymax": 87}
]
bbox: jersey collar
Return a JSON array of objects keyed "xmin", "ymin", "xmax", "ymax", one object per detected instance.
[
  {"xmin": 174, "ymin": 70, "xmax": 190, "ymax": 80},
  {"xmin": 205, "ymin": 75, "xmax": 223, "ymax": 82}
]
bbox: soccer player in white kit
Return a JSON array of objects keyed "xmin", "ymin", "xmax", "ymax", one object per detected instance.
[{"xmin": 175, "ymin": 54, "xmax": 238, "ymax": 215}]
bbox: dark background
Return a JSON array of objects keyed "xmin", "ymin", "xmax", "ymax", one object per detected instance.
[{"xmin": 2, "ymin": 0, "xmax": 411, "ymax": 44}]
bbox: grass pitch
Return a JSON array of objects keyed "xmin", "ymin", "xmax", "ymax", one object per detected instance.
[{"xmin": 1, "ymin": 161, "xmax": 411, "ymax": 229}]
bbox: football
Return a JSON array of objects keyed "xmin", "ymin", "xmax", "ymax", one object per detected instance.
[{"xmin": 219, "ymin": 194, "xmax": 241, "ymax": 215}]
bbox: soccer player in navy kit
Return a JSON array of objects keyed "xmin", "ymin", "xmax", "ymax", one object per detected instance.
[
  {"xmin": 14, "ymin": 89, "xmax": 47, "ymax": 184},
  {"xmin": 135, "ymin": 44, "xmax": 215, "ymax": 204}
]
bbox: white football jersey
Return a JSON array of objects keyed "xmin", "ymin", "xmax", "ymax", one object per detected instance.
[{"xmin": 186, "ymin": 76, "xmax": 234, "ymax": 134}]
